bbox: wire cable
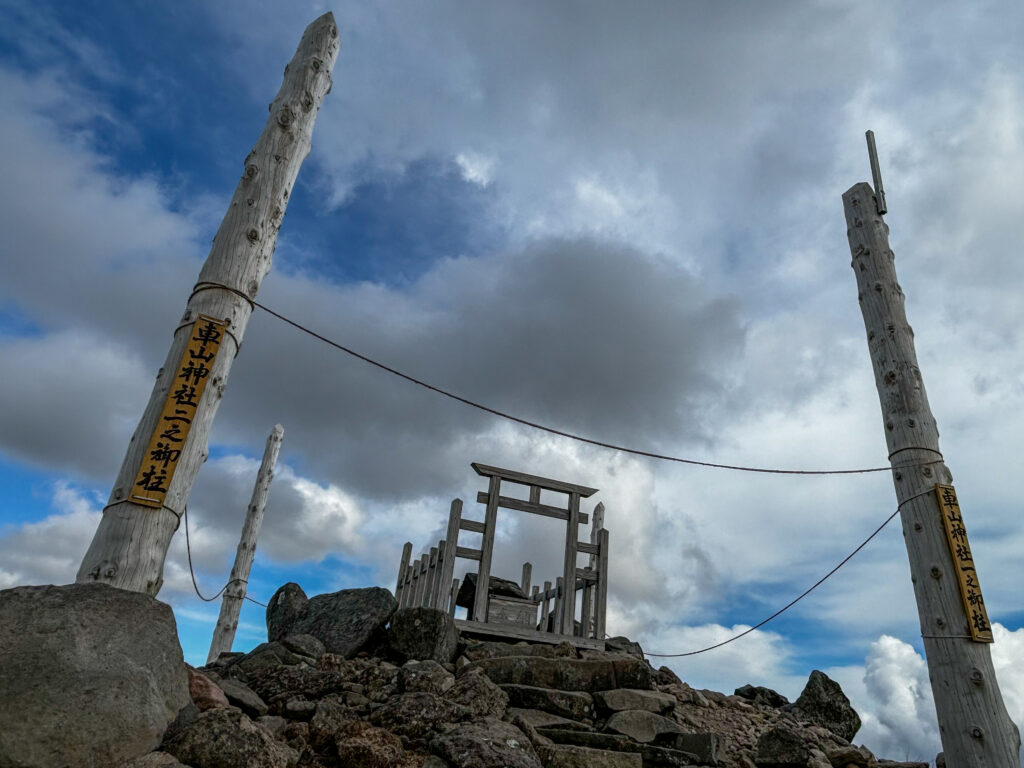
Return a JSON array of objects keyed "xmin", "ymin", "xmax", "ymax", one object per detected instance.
[
  {"xmin": 644, "ymin": 487, "xmax": 935, "ymax": 658},
  {"xmin": 183, "ymin": 504, "xmax": 266, "ymax": 607},
  {"xmin": 240, "ymin": 292, "xmax": 940, "ymax": 477}
]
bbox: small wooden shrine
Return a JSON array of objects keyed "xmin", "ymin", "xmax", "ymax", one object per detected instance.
[{"xmin": 394, "ymin": 463, "xmax": 609, "ymax": 649}]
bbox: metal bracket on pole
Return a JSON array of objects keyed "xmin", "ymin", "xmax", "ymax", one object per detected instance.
[{"xmin": 865, "ymin": 130, "xmax": 887, "ymax": 215}]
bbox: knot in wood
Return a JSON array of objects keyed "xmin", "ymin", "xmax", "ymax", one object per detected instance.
[
  {"xmin": 971, "ymin": 726, "xmax": 984, "ymax": 740},
  {"xmin": 277, "ymin": 106, "xmax": 294, "ymax": 128},
  {"xmin": 970, "ymin": 667, "xmax": 984, "ymax": 685},
  {"xmin": 244, "ymin": 163, "xmax": 259, "ymax": 180},
  {"xmin": 884, "ymin": 370, "xmax": 897, "ymax": 386},
  {"xmin": 311, "ymin": 57, "xmax": 323, "ymax": 71},
  {"xmin": 930, "ymin": 566, "xmax": 942, "ymax": 579},
  {"xmin": 854, "ymin": 217, "xmax": 864, "ymax": 228},
  {"xmin": 246, "ymin": 227, "xmax": 260, "ymax": 243},
  {"xmin": 303, "ymin": 90, "xmax": 314, "ymax": 112}
]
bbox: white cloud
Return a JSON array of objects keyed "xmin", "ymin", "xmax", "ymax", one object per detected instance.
[{"xmin": 455, "ymin": 151, "xmax": 496, "ymax": 187}]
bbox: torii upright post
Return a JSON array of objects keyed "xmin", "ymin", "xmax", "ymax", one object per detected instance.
[
  {"xmin": 207, "ymin": 424, "xmax": 283, "ymax": 664},
  {"xmin": 76, "ymin": 14, "xmax": 339, "ymax": 596},
  {"xmin": 843, "ymin": 132, "xmax": 1020, "ymax": 766}
]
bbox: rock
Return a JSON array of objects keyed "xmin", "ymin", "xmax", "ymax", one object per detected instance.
[
  {"xmin": 432, "ymin": 717, "xmax": 543, "ymax": 768},
  {"xmin": 0, "ymin": 583, "xmax": 190, "ymax": 768},
  {"xmin": 603, "ymin": 710, "xmax": 685, "ymax": 744},
  {"xmin": 605, "ymin": 636, "xmax": 645, "ymax": 659},
  {"xmin": 466, "ymin": 656, "xmax": 653, "ymax": 691},
  {"xmin": 507, "ymin": 708, "xmax": 593, "ymax": 732},
  {"xmin": 792, "ymin": 670, "xmax": 861, "ymax": 742},
  {"xmin": 593, "ymin": 688, "xmax": 676, "ymax": 715},
  {"xmin": 162, "ymin": 707, "xmax": 298, "ymax": 768},
  {"xmin": 825, "ymin": 745, "xmax": 872, "ymax": 767},
  {"xmin": 266, "ymin": 581, "xmax": 309, "ymax": 642},
  {"xmin": 655, "ymin": 666, "xmax": 682, "ymax": 686},
  {"xmin": 280, "ymin": 632, "xmax": 326, "ymax": 660},
  {"xmin": 273, "ymin": 586, "xmax": 397, "ymax": 658},
  {"xmin": 537, "ymin": 744, "xmax": 642, "ymax": 767},
  {"xmin": 654, "ymin": 732, "xmax": 720, "ymax": 765},
  {"xmin": 536, "ymin": 728, "xmax": 631, "ymax": 751},
  {"xmin": 755, "ymin": 725, "xmax": 811, "ymax": 767},
  {"xmin": 935, "ymin": 753, "xmax": 945, "ymax": 768},
  {"xmin": 444, "ymin": 666, "xmax": 509, "ymax": 718},
  {"xmin": 735, "ymin": 684, "xmax": 790, "ymax": 708},
  {"xmin": 218, "ymin": 677, "xmax": 268, "ymax": 717},
  {"xmin": 122, "ymin": 752, "xmax": 192, "ymax": 768},
  {"xmin": 256, "ymin": 715, "xmax": 288, "ymax": 739},
  {"xmin": 188, "ymin": 665, "xmax": 230, "ymax": 711},
  {"xmin": 401, "ymin": 659, "xmax": 456, "ymax": 694},
  {"xmin": 462, "ymin": 639, "xmax": 576, "ymax": 661},
  {"xmin": 233, "ymin": 640, "xmax": 308, "ymax": 678},
  {"xmin": 370, "ymin": 691, "xmax": 472, "ymax": 748},
  {"xmin": 334, "ymin": 719, "xmax": 407, "ymax": 767},
  {"xmin": 876, "ymin": 763, "xmax": 928, "ymax": 768},
  {"xmin": 389, "ymin": 606, "xmax": 459, "ymax": 664},
  {"xmin": 502, "ymin": 684, "xmax": 595, "ymax": 720},
  {"xmin": 308, "ymin": 695, "xmax": 357, "ymax": 752},
  {"xmin": 456, "ymin": 572, "xmax": 528, "ymax": 610}
]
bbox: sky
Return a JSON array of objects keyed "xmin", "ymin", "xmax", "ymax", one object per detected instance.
[{"xmin": 0, "ymin": 0, "xmax": 1022, "ymax": 762}]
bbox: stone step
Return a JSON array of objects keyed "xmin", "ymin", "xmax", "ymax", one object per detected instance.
[
  {"xmin": 537, "ymin": 743, "xmax": 642, "ymax": 768},
  {"xmin": 501, "ymin": 684, "xmax": 596, "ymax": 720},
  {"xmin": 464, "ymin": 655, "xmax": 654, "ymax": 692},
  {"xmin": 594, "ymin": 688, "xmax": 676, "ymax": 716},
  {"xmin": 537, "ymin": 729, "xmax": 704, "ymax": 767},
  {"xmin": 507, "ymin": 707, "xmax": 593, "ymax": 732}
]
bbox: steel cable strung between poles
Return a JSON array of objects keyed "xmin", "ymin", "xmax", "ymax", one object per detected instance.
[
  {"xmin": 183, "ymin": 505, "xmax": 268, "ymax": 608},
  {"xmin": 239, "ymin": 292, "xmax": 942, "ymax": 477},
  {"xmin": 643, "ymin": 487, "xmax": 935, "ymax": 658}
]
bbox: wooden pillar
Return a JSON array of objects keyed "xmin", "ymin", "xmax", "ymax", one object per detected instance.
[
  {"xmin": 473, "ymin": 476, "xmax": 501, "ymax": 623},
  {"xmin": 520, "ymin": 562, "xmax": 532, "ymax": 594},
  {"xmin": 76, "ymin": 14, "xmax": 339, "ymax": 595},
  {"xmin": 844, "ymin": 158, "xmax": 1019, "ymax": 765},
  {"xmin": 559, "ymin": 491, "xmax": 582, "ymax": 634},
  {"xmin": 595, "ymin": 528, "xmax": 609, "ymax": 640},
  {"xmin": 206, "ymin": 424, "xmax": 283, "ymax": 664},
  {"xmin": 395, "ymin": 542, "xmax": 413, "ymax": 606},
  {"xmin": 439, "ymin": 499, "xmax": 461, "ymax": 613}
]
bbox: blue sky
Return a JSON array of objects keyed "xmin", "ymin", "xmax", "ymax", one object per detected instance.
[{"xmin": 2, "ymin": 1, "xmax": 1024, "ymax": 761}]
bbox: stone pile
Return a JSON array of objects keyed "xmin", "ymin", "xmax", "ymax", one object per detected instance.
[{"xmin": 0, "ymin": 582, "xmax": 932, "ymax": 768}]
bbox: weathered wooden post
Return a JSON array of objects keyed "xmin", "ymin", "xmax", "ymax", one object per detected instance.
[
  {"xmin": 207, "ymin": 424, "xmax": 283, "ymax": 663},
  {"xmin": 76, "ymin": 14, "xmax": 339, "ymax": 595},
  {"xmin": 844, "ymin": 132, "xmax": 1020, "ymax": 766}
]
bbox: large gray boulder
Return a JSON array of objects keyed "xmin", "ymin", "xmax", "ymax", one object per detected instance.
[
  {"xmin": 432, "ymin": 717, "xmax": 543, "ymax": 768},
  {"xmin": 265, "ymin": 585, "xmax": 397, "ymax": 657},
  {"xmin": 265, "ymin": 582, "xmax": 308, "ymax": 642},
  {"xmin": 388, "ymin": 606, "xmax": 459, "ymax": 663},
  {"xmin": 162, "ymin": 707, "xmax": 298, "ymax": 768},
  {"xmin": 791, "ymin": 670, "xmax": 861, "ymax": 742},
  {"xmin": 0, "ymin": 583, "xmax": 190, "ymax": 768}
]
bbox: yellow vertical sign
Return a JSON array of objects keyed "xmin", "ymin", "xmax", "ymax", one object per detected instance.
[
  {"xmin": 132, "ymin": 315, "xmax": 226, "ymax": 509},
  {"xmin": 934, "ymin": 484, "xmax": 994, "ymax": 643}
]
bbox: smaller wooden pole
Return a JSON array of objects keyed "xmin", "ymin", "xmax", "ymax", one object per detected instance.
[
  {"xmin": 595, "ymin": 528, "xmax": 609, "ymax": 640},
  {"xmin": 473, "ymin": 476, "xmax": 501, "ymax": 623},
  {"xmin": 439, "ymin": 499, "xmax": 461, "ymax": 613},
  {"xmin": 559, "ymin": 492, "xmax": 582, "ymax": 634},
  {"xmin": 207, "ymin": 424, "xmax": 283, "ymax": 664}
]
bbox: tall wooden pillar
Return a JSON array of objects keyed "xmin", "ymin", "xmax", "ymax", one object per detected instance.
[
  {"xmin": 844, "ymin": 146, "xmax": 1019, "ymax": 764},
  {"xmin": 76, "ymin": 14, "xmax": 339, "ymax": 596}
]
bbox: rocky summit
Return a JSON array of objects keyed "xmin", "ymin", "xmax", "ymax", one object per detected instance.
[{"xmin": 1, "ymin": 583, "xmax": 930, "ymax": 768}]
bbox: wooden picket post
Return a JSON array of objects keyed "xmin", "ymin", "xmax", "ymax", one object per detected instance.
[{"xmin": 76, "ymin": 14, "xmax": 339, "ymax": 595}]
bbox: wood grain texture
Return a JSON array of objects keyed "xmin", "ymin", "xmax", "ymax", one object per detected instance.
[
  {"xmin": 559, "ymin": 492, "xmax": 582, "ymax": 634},
  {"xmin": 207, "ymin": 424, "xmax": 283, "ymax": 663},
  {"xmin": 439, "ymin": 498, "xmax": 462, "ymax": 612},
  {"xmin": 472, "ymin": 475, "xmax": 501, "ymax": 622},
  {"xmin": 844, "ymin": 181, "xmax": 1019, "ymax": 766},
  {"xmin": 77, "ymin": 13, "xmax": 339, "ymax": 595}
]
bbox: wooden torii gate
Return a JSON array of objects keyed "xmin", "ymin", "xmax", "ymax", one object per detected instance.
[{"xmin": 395, "ymin": 463, "xmax": 609, "ymax": 649}]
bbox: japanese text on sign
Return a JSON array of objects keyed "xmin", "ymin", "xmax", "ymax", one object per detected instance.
[
  {"xmin": 934, "ymin": 484, "xmax": 993, "ymax": 643},
  {"xmin": 131, "ymin": 315, "xmax": 226, "ymax": 509}
]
